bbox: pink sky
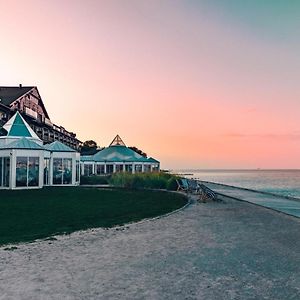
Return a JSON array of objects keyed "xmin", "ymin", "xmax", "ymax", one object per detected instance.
[{"xmin": 1, "ymin": 0, "xmax": 300, "ymax": 169}]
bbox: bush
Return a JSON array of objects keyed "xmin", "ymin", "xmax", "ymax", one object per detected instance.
[
  {"xmin": 166, "ymin": 177, "xmax": 178, "ymax": 191},
  {"xmin": 80, "ymin": 175, "xmax": 110, "ymax": 185},
  {"xmin": 109, "ymin": 172, "xmax": 179, "ymax": 190}
]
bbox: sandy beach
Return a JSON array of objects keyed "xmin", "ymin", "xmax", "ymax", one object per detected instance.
[{"xmin": 1, "ymin": 195, "xmax": 300, "ymax": 300}]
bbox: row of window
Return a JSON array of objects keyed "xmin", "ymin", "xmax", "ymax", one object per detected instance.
[
  {"xmin": 83, "ymin": 163, "xmax": 157, "ymax": 176},
  {"xmin": 0, "ymin": 156, "xmax": 80, "ymax": 188}
]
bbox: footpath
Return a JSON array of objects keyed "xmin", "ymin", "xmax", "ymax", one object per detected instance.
[{"xmin": 202, "ymin": 181, "xmax": 300, "ymax": 218}]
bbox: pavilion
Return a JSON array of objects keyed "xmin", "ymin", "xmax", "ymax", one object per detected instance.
[
  {"xmin": 80, "ymin": 135, "xmax": 160, "ymax": 175},
  {"xmin": 0, "ymin": 112, "xmax": 80, "ymax": 189}
]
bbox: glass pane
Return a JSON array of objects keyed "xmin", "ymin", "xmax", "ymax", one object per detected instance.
[
  {"xmin": 28, "ymin": 157, "xmax": 39, "ymax": 186},
  {"xmin": 135, "ymin": 164, "xmax": 142, "ymax": 173},
  {"xmin": 3, "ymin": 157, "xmax": 10, "ymax": 187},
  {"xmin": 0, "ymin": 158, "xmax": 2, "ymax": 186},
  {"xmin": 63, "ymin": 158, "xmax": 72, "ymax": 184},
  {"xmin": 152, "ymin": 164, "xmax": 159, "ymax": 171},
  {"xmin": 16, "ymin": 157, "xmax": 27, "ymax": 187},
  {"xmin": 84, "ymin": 164, "xmax": 93, "ymax": 176},
  {"xmin": 106, "ymin": 165, "xmax": 113, "ymax": 174},
  {"xmin": 44, "ymin": 158, "xmax": 50, "ymax": 185},
  {"xmin": 125, "ymin": 165, "xmax": 133, "ymax": 173},
  {"xmin": 76, "ymin": 161, "xmax": 80, "ymax": 182},
  {"xmin": 115, "ymin": 165, "xmax": 123, "ymax": 173},
  {"xmin": 144, "ymin": 165, "xmax": 151, "ymax": 172},
  {"xmin": 53, "ymin": 158, "xmax": 63, "ymax": 184},
  {"xmin": 96, "ymin": 164, "xmax": 105, "ymax": 175}
]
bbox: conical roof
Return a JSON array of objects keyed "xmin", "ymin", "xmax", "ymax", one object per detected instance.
[
  {"xmin": 0, "ymin": 137, "xmax": 44, "ymax": 150},
  {"xmin": 1, "ymin": 111, "xmax": 40, "ymax": 139},
  {"xmin": 44, "ymin": 141, "xmax": 76, "ymax": 152},
  {"xmin": 93, "ymin": 145, "xmax": 148, "ymax": 162}
]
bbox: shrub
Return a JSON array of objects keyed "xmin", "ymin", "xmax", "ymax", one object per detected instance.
[
  {"xmin": 80, "ymin": 175, "xmax": 110, "ymax": 185},
  {"xmin": 166, "ymin": 177, "xmax": 178, "ymax": 191},
  {"xmin": 109, "ymin": 172, "xmax": 179, "ymax": 190}
]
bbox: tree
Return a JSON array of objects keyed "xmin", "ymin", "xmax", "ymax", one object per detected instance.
[
  {"xmin": 129, "ymin": 146, "xmax": 147, "ymax": 158},
  {"xmin": 81, "ymin": 140, "xmax": 98, "ymax": 155}
]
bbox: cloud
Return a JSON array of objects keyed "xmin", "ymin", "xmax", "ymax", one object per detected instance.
[{"xmin": 223, "ymin": 132, "xmax": 300, "ymax": 141}]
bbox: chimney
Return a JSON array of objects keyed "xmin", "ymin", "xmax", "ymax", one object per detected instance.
[{"xmin": 19, "ymin": 84, "xmax": 22, "ymax": 88}]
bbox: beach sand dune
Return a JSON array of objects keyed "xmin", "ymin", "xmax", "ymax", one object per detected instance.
[{"xmin": 1, "ymin": 196, "xmax": 300, "ymax": 300}]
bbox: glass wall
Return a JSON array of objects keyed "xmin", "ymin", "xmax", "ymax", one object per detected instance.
[
  {"xmin": 96, "ymin": 164, "xmax": 105, "ymax": 175},
  {"xmin": 106, "ymin": 164, "xmax": 114, "ymax": 174},
  {"xmin": 3, "ymin": 157, "xmax": 10, "ymax": 187},
  {"xmin": 0, "ymin": 158, "xmax": 2, "ymax": 186},
  {"xmin": 63, "ymin": 159, "xmax": 72, "ymax": 184},
  {"xmin": 0, "ymin": 157, "xmax": 11, "ymax": 188},
  {"xmin": 115, "ymin": 165, "xmax": 123, "ymax": 173},
  {"xmin": 125, "ymin": 164, "xmax": 133, "ymax": 173},
  {"xmin": 28, "ymin": 157, "xmax": 39, "ymax": 186},
  {"xmin": 16, "ymin": 157, "xmax": 28, "ymax": 187},
  {"xmin": 144, "ymin": 164, "xmax": 151, "ymax": 173},
  {"xmin": 84, "ymin": 164, "xmax": 93, "ymax": 176},
  {"xmin": 16, "ymin": 157, "xmax": 39, "ymax": 187},
  {"xmin": 44, "ymin": 158, "xmax": 50, "ymax": 185},
  {"xmin": 135, "ymin": 164, "xmax": 142, "ymax": 173},
  {"xmin": 76, "ymin": 160, "xmax": 80, "ymax": 182},
  {"xmin": 53, "ymin": 158, "xmax": 63, "ymax": 184},
  {"xmin": 152, "ymin": 164, "xmax": 159, "ymax": 172},
  {"xmin": 53, "ymin": 158, "xmax": 73, "ymax": 185}
]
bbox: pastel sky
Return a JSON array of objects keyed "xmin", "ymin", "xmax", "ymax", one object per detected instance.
[{"xmin": 1, "ymin": 0, "xmax": 300, "ymax": 169}]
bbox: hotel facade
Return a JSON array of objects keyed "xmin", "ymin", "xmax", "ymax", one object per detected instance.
[
  {"xmin": 0, "ymin": 86, "xmax": 160, "ymax": 189},
  {"xmin": 0, "ymin": 85, "xmax": 82, "ymax": 150}
]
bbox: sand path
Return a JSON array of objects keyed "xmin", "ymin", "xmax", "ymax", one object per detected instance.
[{"xmin": 1, "ymin": 196, "xmax": 300, "ymax": 300}]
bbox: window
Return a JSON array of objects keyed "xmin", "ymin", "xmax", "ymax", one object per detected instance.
[
  {"xmin": 28, "ymin": 157, "xmax": 39, "ymax": 186},
  {"xmin": 53, "ymin": 158, "xmax": 73, "ymax": 185},
  {"xmin": 96, "ymin": 164, "xmax": 105, "ymax": 175},
  {"xmin": 125, "ymin": 164, "xmax": 133, "ymax": 173},
  {"xmin": 115, "ymin": 165, "xmax": 123, "ymax": 173},
  {"xmin": 106, "ymin": 164, "xmax": 113, "ymax": 174},
  {"xmin": 76, "ymin": 160, "xmax": 80, "ymax": 182},
  {"xmin": 144, "ymin": 165, "xmax": 151, "ymax": 173},
  {"xmin": 3, "ymin": 157, "xmax": 10, "ymax": 187},
  {"xmin": 0, "ymin": 158, "xmax": 2, "ymax": 186},
  {"xmin": 53, "ymin": 158, "xmax": 63, "ymax": 184},
  {"xmin": 0, "ymin": 157, "xmax": 10, "ymax": 187},
  {"xmin": 16, "ymin": 157, "xmax": 39, "ymax": 187},
  {"xmin": 135, "ymin": 164, "xmax": 142, "ymax": 173},
  {"xmin": 84, "ymin": 164, "xmax": 93, "ymax": 176},
  {"xmin": 63, "ymin": 159, "xmax": 72, "ymax": 184},
  {"xmin": 44, "ymin": 158, "xmax": 50, "ymax": 185}
]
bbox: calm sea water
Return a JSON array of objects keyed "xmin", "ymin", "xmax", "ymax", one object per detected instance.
[{"xmin": 173, "ymin": 170, "xmax": 300, "ymax": 199}]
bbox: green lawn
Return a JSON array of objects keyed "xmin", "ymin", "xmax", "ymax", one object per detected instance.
[{"xmin": 0, "ymin": 187, "xmax": 187, "ymax": 246}]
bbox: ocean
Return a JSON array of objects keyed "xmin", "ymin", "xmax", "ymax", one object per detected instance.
[{"xmin": 173, "ymin": 169, "xmax": 300, "ymax": 199}]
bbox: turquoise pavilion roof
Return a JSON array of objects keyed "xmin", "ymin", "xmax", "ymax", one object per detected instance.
[
  {"xmin": 80, "ymin": 155, "xmax": 94, "ymax": 162},
  {"xmin": 0, "ymin": 137, "xmax": 44, "ymax": 150},
  {"xmin": 80, "ymin": 135, "xmax": 159, "ymax": 164},
  {"xmin": 2, "ymin": 111, "xmax": 40, "ymax": 139},
  {"xmin": 92, "ymin": 145, "xmax": 147, "ymax": 162},
  {"xmin": 147, "ymin": 157, "xmax": 160, "ymax": 163},
  {"xmin": 44, "ymin": 141, "xmax": 76, "ymax": 152}
]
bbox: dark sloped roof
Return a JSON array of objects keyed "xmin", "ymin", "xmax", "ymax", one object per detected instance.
[{"xmin": 0, "ymin": 86, "xmax": 34, "ymax": 106}]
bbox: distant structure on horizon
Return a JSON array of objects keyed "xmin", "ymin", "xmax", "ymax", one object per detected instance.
[{"xmin": 0, "ymin": 85, "xmax": 82, "ymax": 150}]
